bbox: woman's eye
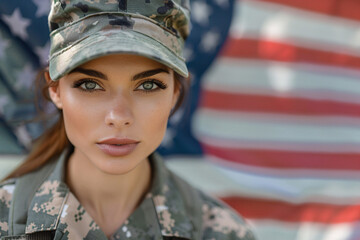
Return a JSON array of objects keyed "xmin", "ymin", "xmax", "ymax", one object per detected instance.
[
  {"xmin": 136, "ymin": 80, "xmax": 167, "ymax": 92},
  {"xmin": 140, "ymin": 81, "xmax": 156, "ymax": 90},
  {"xmin": 73, "ymin": 80, "xmax": 103, "ymax": 91},
  {"xmin": 81, "ymin": 81, "xmax": 102, "ymax": 90}
]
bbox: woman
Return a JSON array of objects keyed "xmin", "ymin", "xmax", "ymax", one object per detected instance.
[{"xmin": 0, "ymin": 1, "xmax": 255, "ymax": 239}]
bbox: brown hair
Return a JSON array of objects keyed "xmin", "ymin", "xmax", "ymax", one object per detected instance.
[{"xmin": 2, "ymin": 69, "xmax": 188, "ymax": 181}]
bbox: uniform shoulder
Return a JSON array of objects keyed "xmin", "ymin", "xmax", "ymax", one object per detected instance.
[
  {"xmin": 164, "ymin": 162, "xmax": 256, "ymax": 239},
  {"xmin": 199, "ymin": 191, "xmax": 256, "ymax": 240},
  {"xmin": 167, "ymin": 170, "xmax": 255, "ymax": 239},
  {"xmin": 0, "ymin": 178, "xmax": 16, "ymax": 202},
  {"xmin": 0, "ymin": 178, "xmax": 16, "ymax": 237}
]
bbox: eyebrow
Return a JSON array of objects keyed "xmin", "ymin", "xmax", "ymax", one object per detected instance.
[
  {"xmin": 132, "ymin": 68, "xmax": 170, "ymax": 81},
  {"xmin": 70, "ymin": 67, "xmax": 108, "ymax": 80},
  {"xmin": 69, "ymin": 67, "xmax": 169, "ymax": 81}
]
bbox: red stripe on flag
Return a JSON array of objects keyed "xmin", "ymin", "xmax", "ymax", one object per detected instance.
[
  {"xmin": 254, "ymin": 0, "xmax": 360, "ymax": 22},
  {"xmin": 221, "ymin": 196, "xmax": 360, "ymax": 223},
  {"xmin": 201, "ymin": 91, "xmax": 360, "ymax": 117},
  {"xmin": 204, "ymin": 144, "xmax": 360, "ymax": 170},
  {"xmin": 220, "ymin": 38, "xmax": 360, "ymax": 70}
]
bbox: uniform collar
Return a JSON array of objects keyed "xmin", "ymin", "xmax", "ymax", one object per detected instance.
[
  {"xmin": 25, "ymin": 151, "xmax": 69, "ymax": 234},
  {"xmin": 147, "ymin": 153, "xmax": 194, "ymax": 239},
  {"xmin": 24, "ymin": 151, "xmax": 193, "ymax": 239}
]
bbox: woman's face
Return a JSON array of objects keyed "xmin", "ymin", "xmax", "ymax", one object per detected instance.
[{"xmin": 49, "ymin": 54, "xmax": 178, "ymax": 175}]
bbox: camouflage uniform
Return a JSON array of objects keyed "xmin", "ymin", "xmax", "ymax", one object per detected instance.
[{"xmin": 0, "ymin": 152, "xmax": 255, "ymax": 240}]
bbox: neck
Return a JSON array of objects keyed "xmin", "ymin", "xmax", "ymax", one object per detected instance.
[{"xmin": 65, "ymin": 148, "xmax": 152, "ymax": 236}]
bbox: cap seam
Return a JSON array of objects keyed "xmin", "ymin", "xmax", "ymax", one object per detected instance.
[
  {"xmin": 134, "ymin": 31, "xmax": 185, "ymax": 62},
  {"xmin": 55, "ymin": 1, "xmax": 73, "ymax": 29}
]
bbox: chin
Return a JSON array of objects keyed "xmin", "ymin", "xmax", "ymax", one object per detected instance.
[
  {"xmin": 94, "ymin": 155, "xmax": 145, "ymax": 175},
  {"xmin": 99, "ymin": 168, "xmax": 133, "ymax": 175}
]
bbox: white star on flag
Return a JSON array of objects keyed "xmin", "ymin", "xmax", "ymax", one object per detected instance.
[
  {"xmin": 200, "ymin": 30, "xmax": 221, "ymax": 52},
  {"xmin": 161, "ymin": 128, "xmax": 175, "ymax": 148},
  {"xmin": 35, "ymin": 41, "xmax": 50, "ymax": 66},
  {"xmin": 191, "ymin": 2, "xmax": 212, "ymax": 26},
  {"xmin": 2, "ymin": 8, "xmax": 31, "ymax": 40},
  {"xmin": 0, "ymin": 36, "xmax": 10, "ymax": 59},
  {"xmin": 170, "ymin": 108, "xmax": 184, "ymax": 126},
  {"xmin": 0, "ymin": 95, "xmax": 10, "ymax": 114},
  {"xmin": 15, "ymin": 64, "xmax": 36, "ymax": 90},
  {"xmin": 33, "ymin": 0, "xmax": 51, "ymax": 17},
  {"xmin": 183, "ymin": 45, "xmax": 194, "ymax": 62}
]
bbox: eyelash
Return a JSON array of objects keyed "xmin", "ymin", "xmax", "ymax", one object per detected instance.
[
  {"xmin": 135, "ymin": 79, "xmax": 168, "ymax": 93},
  {"xmin": 71, "ymin": 79, "xmax": 168, "ymax": 93},
  {"xmin": 72, "ymin": 79, "xmax": 103, "ymax": 92}
]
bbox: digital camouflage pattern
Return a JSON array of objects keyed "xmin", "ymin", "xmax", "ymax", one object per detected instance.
[
  {"xmin": 48, "ymin": 0, "xmax": 190, "ymax": 81},
  {"xmin": 0, "ymin": 180, "xmax": 14, "ymax": 237},
  {"xmin": 0, "ymin": 152, "xmax": 255, "ymax": 240}
]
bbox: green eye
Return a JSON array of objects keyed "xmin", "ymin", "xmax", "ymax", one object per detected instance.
[
  {"xmin": 72, "ymin": 79, "xmax": 103, "ymax": 92},
  {"xmin": 78, "ymin": 80, "xmax": 102, "ymax": 90},
  {"xmin": 142, "ymin": 82, "xmax": 155, "ymax": 90},
  {"xmin": 84, "ymin": 82, "xmax": 97, "ymax": 89},
  {"xmin": 137, "ymin": 80, "xmax": 160, "ymax": 91},
  {"xmin": 136, "ymin": 79, "xmax": 168, "ymax": 92}
]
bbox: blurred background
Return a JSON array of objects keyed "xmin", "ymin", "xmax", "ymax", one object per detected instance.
[{"xmin": 1, "ymin": 0, "xmax": 360, "ymax": 239}]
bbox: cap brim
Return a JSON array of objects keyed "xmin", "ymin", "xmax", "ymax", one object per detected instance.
[{"xmin": 49, "ymin": 30, "xmax": 188, "ymax": 81}]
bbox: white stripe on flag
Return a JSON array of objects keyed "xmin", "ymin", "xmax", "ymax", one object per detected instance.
[
  {"xmin": 231, "ymin": 0, "xmax": 360, "ymax": 55},
  {"xmin": 249, "ymin": 220, "xmax": 356, "ymax": 240},
  {"xmin": 194, "ymin": 109, "xmax": 360, "ymax": 144},
  {"xmin": 165, "ymin": 156, "xmax": 247, "ymax": 196},
  {"xmin": 213, "ymin": 157, "xmax": 360, "ymax": 204},
  {"xmin": 197, "ymin": 109, "xmax": 360, "ymax": 128},
  {"xmin": 202, "ymin": 58, "xmax": 360, "ymax": 104},
  {"xmin": 200, "ymin": 136, "xmax": 360, "ymax": 154},
  {"xmin": 165, "ymin": 156, "xmax": 360, "ymax": 204}
]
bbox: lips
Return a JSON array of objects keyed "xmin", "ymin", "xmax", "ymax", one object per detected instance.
[{"xmin": 96, "ymin": 138, "xmax": 139, "ymax": 156}]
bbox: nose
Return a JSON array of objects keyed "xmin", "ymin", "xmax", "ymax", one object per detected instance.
[{"xmin": 104, "ymin": 94, "xmax": 134, "ymax": 128}]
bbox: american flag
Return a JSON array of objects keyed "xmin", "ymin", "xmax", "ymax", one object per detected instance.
[
  {"xmin": 192, "ymin": 0, "xmax": 360, "ymax": 239},
  {"xmin": 1, "ymin": 0, "xmax": 360, "ymax": 239}
]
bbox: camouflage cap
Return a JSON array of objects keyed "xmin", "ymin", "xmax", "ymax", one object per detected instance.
[{"xmin": 48, "ymin": 0, "xmax": 190, "ymax": 81}]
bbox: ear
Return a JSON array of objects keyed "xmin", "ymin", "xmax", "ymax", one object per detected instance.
[{"xmin": 44, "ymin": 71, "xmax": 63, "ymax": 109}]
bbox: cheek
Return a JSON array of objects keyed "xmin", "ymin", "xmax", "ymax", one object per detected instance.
[
  {"xmin": 60, "ymin": 90, "xmax": 101, "ymax": 144},
  {"xmin": 136, "ymin": 95, "xmax": 173, "ymax": 140}
]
